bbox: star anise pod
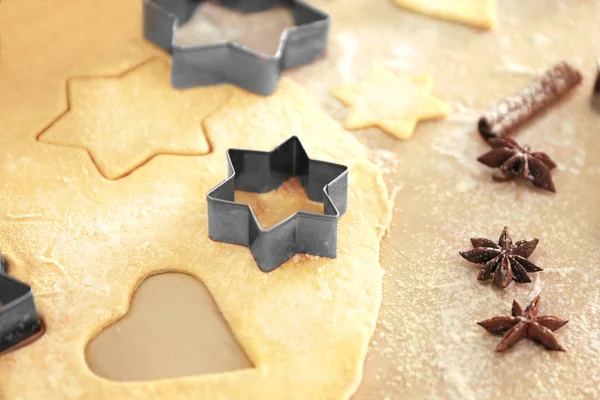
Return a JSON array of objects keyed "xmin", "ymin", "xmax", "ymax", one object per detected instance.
[
  {"xmin": 459, "ymin": 227, "xmax": 542, "ymax": 288},
  {"xmin": 477, "ymin": 137, "xmax": 557, "ymax": 193},
  {"xmin": 478, "ymin": 294, "xmax": 568, "ymax": 352}
]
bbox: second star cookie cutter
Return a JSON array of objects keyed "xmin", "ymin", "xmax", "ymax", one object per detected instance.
[
  {"xmin": 0, "ymin": 262, "xmax": 42, "ymax": 354},
  {"xmin": 207, "ymin": 136, "xmax": 348, "ymax": 272},
  {"xmin": 143, "ymin": 0, "xmax": 331, "ymax": 95}
]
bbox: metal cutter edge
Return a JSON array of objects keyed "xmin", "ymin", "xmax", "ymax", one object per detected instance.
[
  {"xmin": 206, "ymin": 136, "xmax": 349, "ymax": 272},
  {"xmin": 143, "ymin": 0, "xmax": 331, "ymax": 95}
]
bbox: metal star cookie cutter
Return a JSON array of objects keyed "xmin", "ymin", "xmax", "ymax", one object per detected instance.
[
  {"xmin": 143, "ymin": 0, "xmax": 330, "ymax": 95},
  {"xmin": 207, "ymin": 136, "xmax": 349, "ymax": 272},
  {"xmin": 0, "ymin": 255, "xmax": 42, "ymax": 354}
]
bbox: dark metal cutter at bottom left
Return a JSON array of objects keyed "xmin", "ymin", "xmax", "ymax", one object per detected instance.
[{"xmin": 0, "ymin": 255, "xmax": 42, "ymax": 354}]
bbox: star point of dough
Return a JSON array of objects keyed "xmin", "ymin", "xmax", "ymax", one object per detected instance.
[
  {"xmin": 394, "ymin": 0, "xmax": 498, "ymax": 30},
  {"xmin": 38, "ymin": 58, "xmax": 231, "ymax": 180},
  {"xmin": 332, "ymin": 66, "xmax": 449, "ymax": 140}
]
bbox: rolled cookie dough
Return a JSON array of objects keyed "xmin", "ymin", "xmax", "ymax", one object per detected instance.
[
  {"xmin": 394, "ymin": 0, "xmax": 497, "ymax": 30},
  {"xmin": 0, "ymin": 76, "xmax": 392, "ymax": 400},
  {"xmin": 37, "ymin": 58, "xmax": 230, "ymax": 180}
]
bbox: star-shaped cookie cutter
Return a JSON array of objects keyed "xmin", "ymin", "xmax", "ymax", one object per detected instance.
[
  {"xmin": 143, "ymin": 0, "xmax": 330, "ymax": 95},
  {"xmin": 0, "ymin": 263, "xmax": 41, "ymax": 354},
  {"xmin": 207, "ymin": 136, "xmax": 348, "ymax": 272}
]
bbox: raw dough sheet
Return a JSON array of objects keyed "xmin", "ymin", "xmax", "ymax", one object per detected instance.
[{"xmin": 0, "ymin": 2, "xmax": 391, "ymax": 399}]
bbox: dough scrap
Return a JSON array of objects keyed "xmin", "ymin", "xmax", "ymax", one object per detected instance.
[
  {"xmin": 38, "ymin": 58, "xmax": 231, "ymax": 180},
  {"xmin": 394, "ymin": 0, "xmax": 498, "ymax": 30},
  {"xmin": 0, "ymin": 76, "xmax": 393, "ymax": 399},
  {"xmin": 332, "ymin": 66, "xmax": 449, "ymax": 140}
]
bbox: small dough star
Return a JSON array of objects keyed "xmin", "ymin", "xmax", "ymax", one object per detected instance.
[
  {"xmin": 332, "ymin": 66, "xmax": 449, "ymax": 140},
  {"xmin": 38, "ymin": 58, "xmax": 230, "ymax": 180}
]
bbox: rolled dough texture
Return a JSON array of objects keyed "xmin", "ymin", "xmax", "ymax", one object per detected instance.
[
  {"xmin": 0, "ymin": 15, "xmax": 393, "ymax": 395},
  {"xmin": 394, "ymin": 0, "xmax": 497, "ymax": 30},
  {"xmin": 37, "ymin": 59, "xmax": 228, "ymax": 180}
]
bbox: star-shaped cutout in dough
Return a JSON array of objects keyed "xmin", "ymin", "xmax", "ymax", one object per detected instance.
[
  {"xmin": 332, "ymin": 66, "xmax": 449, "ymax": 140},
  {"xmin": 38, "ymin": 58, "xmax": 231, "ymax": 180}
]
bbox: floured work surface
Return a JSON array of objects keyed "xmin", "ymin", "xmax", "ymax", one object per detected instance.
[
  {"xmin": 289, "ymin": 1, "xmax": 600, "ymax": 399},
  {"xmin": 1, "ymin": 1, "xmax": 600, "ymax": 400}
]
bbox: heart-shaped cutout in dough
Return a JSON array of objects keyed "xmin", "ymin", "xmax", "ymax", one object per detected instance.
[{"xmin": 86, "ymin": 272, "xmax": 253, "ymax": 381}]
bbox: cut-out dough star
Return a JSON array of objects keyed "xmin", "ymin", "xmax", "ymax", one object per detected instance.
[
  {"xmin": 332, "ymin": 66, "xmax": 449, "ymax": 140},
  {"xmin": 38, "ymin": 58, "xmax": 231, "ymax": 180},
  {"xmin": 394, "ymin": 0, "xmax": 497, "ymax": 30}
]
